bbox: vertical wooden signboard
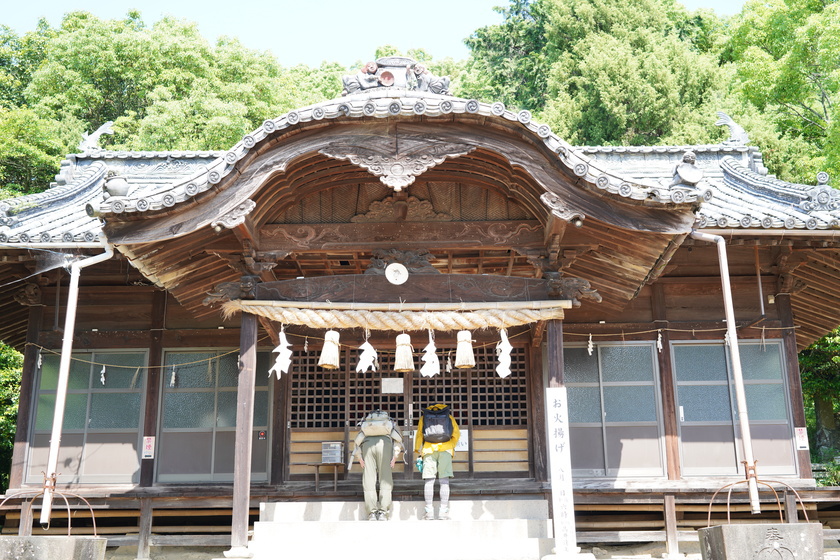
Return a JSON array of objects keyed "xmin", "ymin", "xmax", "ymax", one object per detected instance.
[{"xmin": 546, "ymin": 386, "xmax": 577, "ymax": 555}]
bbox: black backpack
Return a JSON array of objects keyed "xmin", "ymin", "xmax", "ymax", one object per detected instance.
[{"xmin": 422, "ymin": 405, "xmax": 454, "ymax": 443}]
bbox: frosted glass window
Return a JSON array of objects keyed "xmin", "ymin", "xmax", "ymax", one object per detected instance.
[
  {"xmin": 217, "ymin": 355, "xmax": 239, "ymax": 388},
  {"xmin": 254, "ymin": 390, "xmax": 268, "ymax": 426},
  {"xmin": 97, "ymin": 353, "xmax": 146, "ymax": 389},
  {"xmin": 255, "ymin": 353, "xmax": 271, "ymax": 387},
  {"xmin": 89, "ymin": 393, "xmax": 141, "ymax": 429},
  {"xmin": 30, "ymin": 350, "xmax": 147, "ymax": 485},
  {"xmin": 564, "ymin": 347, "xmax": 599, "ymax": 383},
  {"xmin": 39, "ymin": 355, "xmax": 60, "ymax": 391},
  {"xmin": 163, "ymin": 392, "xmax": 215, "ymax": 429},
  {"xmin": 674, "ymin": 345, "xmax": 728, "ymax": 382},
  {"xmin": 164, "ymin": 353, "xmax": 215, "ymax": 388},
  {"xmin": 740, "ymin": 344, "xmax": 783, "ymax": 381},
  {"xmin": 68, "ymin": 356, "xmax": 92, "ymax": 390},
  {"xmin": 746, "ymin": 384, "xmax": 787, "ymax": 421},
  {"xmin": 603, "ymin": 386, "xmax": 656, "ymax": 422},
  {"xmin": 63, "ymin": 394, "xmax": 88, "ymax": 430},
  {"xmin": 568, "ymin": 387, "xmax": 601, "ymax": 423},
  {"xmin": 601, "ymin": 346, "xmax": 654, "ymax": 382},
  {"xmin": 216, "ymin": 390, "xmax": 237, "ymax": 428},
  {"xmin": 678, "ymin": 385, "xmax": 732, "ymax": 422}
]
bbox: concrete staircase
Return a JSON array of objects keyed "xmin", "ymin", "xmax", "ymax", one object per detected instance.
[{"xmin": 245, "ymin": 499, "xmax": 555, "ymax": 560}]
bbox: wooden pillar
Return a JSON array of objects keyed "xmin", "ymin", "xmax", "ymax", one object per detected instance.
[
  {"xmin": 664, "ymin": 494, "xmax": 679, "ymax": 557},
  {"xmin": 136, "ymin": 498, "xmax": 153, "ymax": 560},
  {"xmin": 652, "ymin": 285, "xmax": 681, "ymax": 481},
  {"xmin": 776, "ymin": 293, "xmax": 812, "ymax": 478},
  {"xmin": 547, "ymin": 320, "xmax": 564, "ymax": 387},
  {"xmin": 270, "ymin": 369, "xmax": 289, "ymax": 485},
  {"xmin": 140, "ymin": 290, "xmax": 166, "ymax": 487},
  {"xmin": 228, "ymin": 312, "xmax": 258, "ymax": 556},
  {"xmin": 529, "ymin": 343, "xmax": 548, "ymax": 482},
  {"xmin": 16, "ymin": 499, "xmax": 33, "ymax": 536},
  {"xmin": 9, "ymin": 305, "xmax": 44, "ymax": 490}
]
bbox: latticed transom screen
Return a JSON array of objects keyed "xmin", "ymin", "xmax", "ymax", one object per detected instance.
[{"xmin": 289, "ymin": 344, "xmax": 528, "ymax": 429}]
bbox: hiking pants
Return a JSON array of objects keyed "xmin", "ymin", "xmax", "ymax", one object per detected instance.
[{"xmin": 361, "ymin": 435, "xmax": 394, "ymax": 516}]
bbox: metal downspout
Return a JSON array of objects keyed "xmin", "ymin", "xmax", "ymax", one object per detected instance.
[
  {"xmin": 690, "ymin": 230, "xmax": 761, "ymax": 514},
  {"xmin": 40, "ymin": 232, "xmax": 114, "ymax": 526}
]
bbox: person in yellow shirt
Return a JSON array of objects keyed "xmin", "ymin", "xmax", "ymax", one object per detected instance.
[{"xmin": 414, "ymin": 403, "xmax": 460, "ymax": 520}]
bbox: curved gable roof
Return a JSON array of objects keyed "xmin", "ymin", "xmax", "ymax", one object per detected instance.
[{"xmin": 86, "ymin": 91, "xmax": 697, "ymax": 245}]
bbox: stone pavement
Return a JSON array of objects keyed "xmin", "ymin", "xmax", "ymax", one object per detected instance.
[{"xmin": 104, "ymin": 536, "xmax": 840, "ymax": 559}]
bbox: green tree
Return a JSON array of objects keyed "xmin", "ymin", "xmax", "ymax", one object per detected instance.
[
  {"xmin": 462, "ymin": 0, "xmax": 550, "ymax": 111},
  {"xmin": 799, "ymin": 328, "xmax": 840, "ymax": 460},
  {"xmin": 0, "ymin": 107, "xmax": 63, "ymax": 197},
  {"xmin": 0, "ymin": 343, "xmax": 22, "ymax": 493},
  {"xmin": 462, "ymin": 0, "xmax": 737, "ymax": 147},
  {"xmin": 0, "ymin": 21, "xmax": 55, "ymax": 109},
  {"xmin": 724, "ymin": 0, "xmax": 840, "ymax": 183}
]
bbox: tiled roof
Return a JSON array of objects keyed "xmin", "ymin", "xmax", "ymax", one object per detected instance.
[{"xmin": 0, "ymin": 91, "xmax": 834, "ymax": 246}]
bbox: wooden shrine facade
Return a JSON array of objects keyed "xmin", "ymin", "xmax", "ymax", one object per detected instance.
[{"xmin": 1, "ymin": 56, "xmax": 839, "ymax": 549}]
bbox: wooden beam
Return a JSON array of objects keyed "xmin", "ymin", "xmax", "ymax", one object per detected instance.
[
  {"xmin": 258, "ymin": 221, "xmax": 544, "ymax": 252},
  {"xmin": 256, "ymin": 274, "xmax": 560, "ymax": 304}
]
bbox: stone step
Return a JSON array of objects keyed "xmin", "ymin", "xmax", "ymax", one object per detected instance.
[
  {"xmin": 252, "ymin": 518, "xmax": 553, "ymax": 539},
  {"xmin": 247, "ymin": 500, "xmax": 557, "ymax": 560},
  {"xmin": 259, "ymin": 498, "xmax": 550, "ymax": 522},
  {"xmin": 247, "ymin": 523, "xmax": 554, "ymax": 560}
]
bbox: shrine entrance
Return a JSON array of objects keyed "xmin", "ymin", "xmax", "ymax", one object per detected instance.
[
  {"xmin": 218, "ymin": 267, "xmax": 574, "ymax": 483},
  {"xmin": 285, "ymin": 336, "xmax": 532, "ymax": 480}
]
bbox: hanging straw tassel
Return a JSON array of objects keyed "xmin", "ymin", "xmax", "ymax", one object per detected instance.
[
  {"xmin": 394, "ymin": 333, "xmax": 415, "ymax": 372},
  {"xmin": 420, "ymin": 329, "xmax": 440, "ymax": 378},
  {"xmin": 455, "ymin": 330, "xmax": 475, "ymax": 369},
  {"xmin": 318, "ymin": 330, "xmax": 341, "ymax": 370},
  {"xmin": 496, "ymin": 328, "xmax": 513, "ymax": 378}
]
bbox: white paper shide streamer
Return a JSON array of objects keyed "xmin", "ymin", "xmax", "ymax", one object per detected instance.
[
  {"xmin": 420, "ymin": 330, "xmax": 440, "ymax": 378},
  {"xmin": 318, "ymin": 330, "xmax": 341, "ymax": 370},
  {"xmin": 269, "ymin": 330, "xmax": 293, "ymax": 379},
  {"xmin": 356, "ymin": 341, "xmax": 378, "ymax": 373},
  {"xmin": 496, "ymin": 329, "xmax": 513, "ymax": 378},
  {"xmin": 455, "ymin": 330, "xmax": 475, "ymax": 369}
]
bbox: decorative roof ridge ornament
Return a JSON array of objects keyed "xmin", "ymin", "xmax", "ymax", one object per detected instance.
[
  {"xmin": 341, "ymin": 56, "xmax": 451, "ymax": 96},
  {"xmin": 715, "ymin": 111, "xmax": 750, "ymax": 146},
  {"xmin": 78, "ymin": 121, "xmax": 114, "ymax": 153}
]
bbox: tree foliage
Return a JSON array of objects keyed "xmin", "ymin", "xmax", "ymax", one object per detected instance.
[
  {"xmin": 462, "ymin": 0, "xmax": 738, "ymax": 146},
  {"xmin": 0, "ymin": 343, "xmax": 22, "ymax": 493},
  {"xmin": 799, "ymin": 328, "xmax": 840, "ymax": 459},
  {"xmin": 724, "ymin": 0, "xmax": 840, "ymax": 183}
]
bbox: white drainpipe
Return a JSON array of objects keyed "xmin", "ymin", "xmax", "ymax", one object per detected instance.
[
  {"xmin": 40, "ymin": 232, "xmax": 114, "ymax": 526},
  {"xmin": 690, "ymin": 230, "xmax": 761, "ymax": 514}
]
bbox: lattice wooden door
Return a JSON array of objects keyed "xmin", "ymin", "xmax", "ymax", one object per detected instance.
[{"xmin": 286, "ymin": 341, "xmax": 531, "ymax": 478}]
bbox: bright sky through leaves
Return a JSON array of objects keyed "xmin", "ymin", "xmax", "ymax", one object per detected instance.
[{"xmin": 3, "ymin": 0, "xmax": 746, "ymax": 68}]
